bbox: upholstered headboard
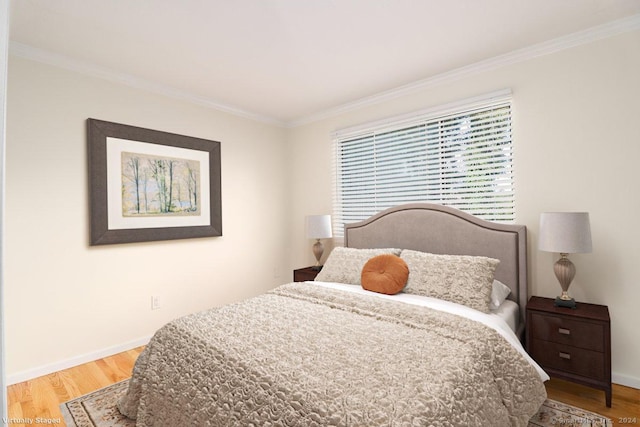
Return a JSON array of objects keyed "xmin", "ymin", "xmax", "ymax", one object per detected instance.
[{"xmin": 344, "ymin": 203, "xmax": 528, "ymax": 335}]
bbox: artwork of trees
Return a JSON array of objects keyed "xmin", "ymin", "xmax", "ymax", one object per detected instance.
[{"xmin": 121, "ymin": 151, "xmax": 201, "ymax": 217}]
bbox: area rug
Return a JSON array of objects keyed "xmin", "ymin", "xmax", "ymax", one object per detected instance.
[{"xmin": 61, "ymin": 380, "xmax": 612, "ymax": 427}]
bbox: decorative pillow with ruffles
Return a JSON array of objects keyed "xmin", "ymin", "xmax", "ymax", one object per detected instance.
[
  {"xmin": 315, "ymin": 247, "xmax": 401, "ymax": 285},
  {"xmin": 401, "ymin": 249, "xmax": 499, "ymax": 313}
]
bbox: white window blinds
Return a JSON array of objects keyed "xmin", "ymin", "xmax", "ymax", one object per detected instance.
[{"xmin": 332, "ymin": 91, "xmax": 514, "ymax": 237}]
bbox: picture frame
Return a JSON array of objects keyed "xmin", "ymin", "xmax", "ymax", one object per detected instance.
[{"xmin": 87, "ymin": 118, "xmax": 222, "ymax": 245}]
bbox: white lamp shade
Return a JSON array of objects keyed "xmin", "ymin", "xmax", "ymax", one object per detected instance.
[
  {"xmin": 538, "ymin": 212, "xmax": 592, "ymax": 254},
  {"xmin": 306, "ymin": 215, "xmax": 332, "ymax": 239}
]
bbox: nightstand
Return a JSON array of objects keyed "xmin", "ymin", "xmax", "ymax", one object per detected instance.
[
  {"xmin": 293, "ymin": 266, "xmax": 320, "ymax": 282},
  {"xmin": 526, "ymin": 296, "xmax": 611, "ymax": 407}
]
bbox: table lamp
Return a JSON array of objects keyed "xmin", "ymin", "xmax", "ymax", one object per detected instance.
[
  {"xmin": 306, "ymin": 215, "xmax": 332, "ymax": 270},
  {"xmin": 538, "ymin": 212, "xmax": 592, "ymax": 308}
]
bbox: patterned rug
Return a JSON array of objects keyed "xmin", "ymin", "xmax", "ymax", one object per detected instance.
[{"xmin": 61, "ymin": 380, "xmax": 612, "ymax": 427}]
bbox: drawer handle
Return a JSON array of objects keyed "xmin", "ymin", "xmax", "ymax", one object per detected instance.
[
  {"xmin": 559, "ymin": 352, "xmax": 571, "ymax": 360},
  {"xmin": 558, "ymin": 328, "xmax": 571, "ymax": 335}
]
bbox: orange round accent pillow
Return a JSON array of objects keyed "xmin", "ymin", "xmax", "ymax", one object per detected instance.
[{"xmin": 361, "ymin": 254, "xmax": 409, "ymax": 295}]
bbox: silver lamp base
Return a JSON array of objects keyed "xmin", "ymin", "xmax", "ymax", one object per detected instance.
[
  {"xmin": 312, "ymin": 239, "xmax": 324, "ymax": 270},
  {"xmin": 553, "ymin": 253, "xmax": 577, "ymax": 308}
]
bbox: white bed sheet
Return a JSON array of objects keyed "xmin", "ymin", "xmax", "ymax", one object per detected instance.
[
  {"xmin": 491, "ymin": 299, "xmax": 519, "ymax": 334},
  {"xmin": 309, "ymin": 280, "xmax": 549, "ymax": 382}
]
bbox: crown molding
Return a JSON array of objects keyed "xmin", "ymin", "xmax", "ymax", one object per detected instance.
[
  {"xmin": 9, "ymin": 14, "xmax": 640, "ymax": 129},
  {"xmin": 288, "ymin": 13, "xmax": 640, "ymax": 128},
  {"xmin": 8, "ymin": 41, "xmax": 286, "ymax": 127}
]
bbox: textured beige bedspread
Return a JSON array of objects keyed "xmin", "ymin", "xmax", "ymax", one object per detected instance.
[{"xmin": 118, "ymin": 282, "xmax": 546, "ymax": 426}]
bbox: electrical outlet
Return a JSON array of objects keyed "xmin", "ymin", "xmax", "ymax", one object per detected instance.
[{"xmin": 151, "ymin": 295, "xmax": 161, "ymax": 310}]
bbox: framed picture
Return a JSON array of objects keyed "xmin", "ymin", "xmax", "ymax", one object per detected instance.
[{"xmin": 88, "ymin": 119, "xmax": 222, "ymax": 245}]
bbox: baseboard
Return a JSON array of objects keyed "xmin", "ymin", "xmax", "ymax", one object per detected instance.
[
  {"xmin": 7, "ymin": 335, "xmax": 152, "ymax": 386},
  {"xmin": 613, "ymin": 372, "xmax": 640, "ymax": 390}
]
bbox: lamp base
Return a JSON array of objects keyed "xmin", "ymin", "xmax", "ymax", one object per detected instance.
[
  {"xmin": 554, "ymin": 296, "xmax": 577, "ymax": 309},
  {"xmin": 312, "ymin": 239, "xmax": 324, "ymax": 270},
  {"xmin": 311, "ymin": 265, "xmax": 323, "ymax": 271}
]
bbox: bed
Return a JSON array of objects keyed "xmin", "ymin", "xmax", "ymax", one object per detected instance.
[{"xmin": 118, "ymin": 203, "xmax": 548, "ymax": 426}]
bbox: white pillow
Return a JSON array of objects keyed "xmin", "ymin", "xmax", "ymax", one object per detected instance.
[{"xmin": 490, "ymin": 279, "xmax": 512, "ymax": 310}]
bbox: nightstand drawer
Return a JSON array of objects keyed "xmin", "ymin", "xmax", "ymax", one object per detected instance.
[
  {"xmin": 530, "ymin": 339, "xmax": 605, "ymax": 380},
  {"xmin": 530, "ymin": 312, "xmax": 604, "ymax": 352}
]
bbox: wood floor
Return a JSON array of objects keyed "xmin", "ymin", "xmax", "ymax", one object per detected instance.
[
  {"xmin": 545, "ymin": 378, "xmax": 640, "ymax": 424},
  {"xmin": 6, "ymin": 346, "xmax": 640, "ymax": 426},
  {"xmin": 7, "ymin": 347, "xmax": 144, "ymax": 426}
]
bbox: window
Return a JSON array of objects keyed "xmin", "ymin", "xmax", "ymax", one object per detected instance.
[{"xmin": 332, "ymin": 91, "xmax": 513, "ymax": 237}]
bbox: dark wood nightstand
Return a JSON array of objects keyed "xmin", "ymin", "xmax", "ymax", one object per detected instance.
[
  {"xmin": 293, "ymin": 266, "xmax": 320, "ymax": 282},
  {"xmin": 526, "ymin": 296, "xmax": 611, "ymax": 407}
]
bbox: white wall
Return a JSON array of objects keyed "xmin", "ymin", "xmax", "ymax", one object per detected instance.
[
  {"xmin": 5, "ymin": 56, "xmax": 290, "ymax": 379},
  {"xmin": 287, "ymin": 30, "xmax": 640, "ymax": 387},
  {"xmin": 5, "ymin": 26, "xmax": 640, "ymax": 390}
]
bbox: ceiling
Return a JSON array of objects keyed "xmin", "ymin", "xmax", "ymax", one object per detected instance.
[{"xmin": 9, "ymin": 0, "xmax": 640, "ymax": 126}]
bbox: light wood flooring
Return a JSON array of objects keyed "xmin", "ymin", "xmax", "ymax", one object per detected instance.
[
  {"xmin": 545, "ymin": 378, "xmax": 640, "ymax": 424},
  {"xmin": 7, "ymin": 347, "xmax": 144, "ymax": 426},
  {"xmin": 6, "ymin": 346, "xmax": 640, "ymax": 426}
]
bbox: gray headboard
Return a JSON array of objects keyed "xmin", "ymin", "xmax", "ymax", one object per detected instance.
[{"xmin": 344, "ymin": 203, "xmax": 528, "ymax": 336}]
